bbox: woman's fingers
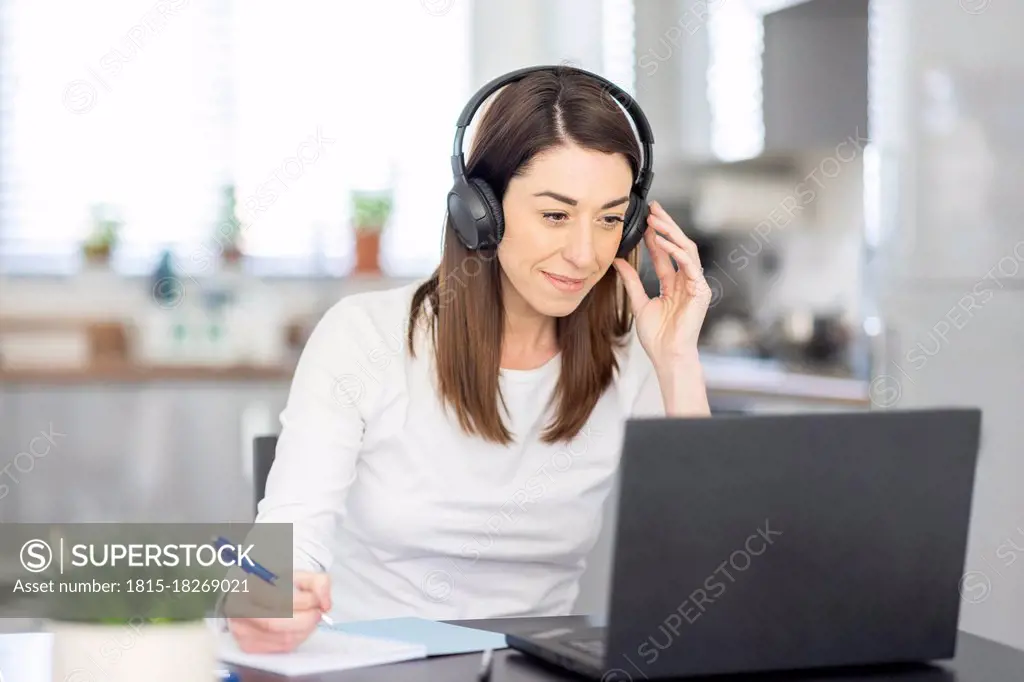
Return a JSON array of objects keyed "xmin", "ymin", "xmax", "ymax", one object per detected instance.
[
  {"xmin": 227, "ymin": 609, "xmax": 321, "ymax": 653},
  {"xmin": 227, "ymin": 572, "xmax": 331, "ymax": 654},
  {"xmin": 612, "ymin": 258, "xmax": 649, "ymax": 314},
  {"xmin": 294, "ymin": 571, "xmax": 332, "ymax": 612},
  {"xmin": 229, "ymin": 620, "xmax": 286, "ymax": 653},
  {"xmin": 223, "ymin": 570, "xmax": 290, "ymax": 619},
  {"xmin": 230, "ymin": 619, "xmax": 298, "ymax": 653},
  {"xmin": 648, "ymin": 202, "xmax": 701, "ymax": 266},
  {"xmin": 248, "ymin": 609, "xmax": 321, "ymax": 634},
  {"xmin": 653, "ymin": 235, "xmax": 708, "ymax": 300},
  {"xmin": 292, "ymin": 588, "xmax": 320, "ymax": 612},
  {"xmin": 643, "ymin": 223, "xmax": 676, "ymax": 291}
]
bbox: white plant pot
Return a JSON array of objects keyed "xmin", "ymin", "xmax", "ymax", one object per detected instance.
[{"xmin": 48, "ymin": 619, "xmax": 215, "ymax": 682}]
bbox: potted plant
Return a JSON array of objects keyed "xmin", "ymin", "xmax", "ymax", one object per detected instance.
[
  {"xmin": 351, "ymin": 189, "xmax": 393, "ymax": 274},
  {"xmin": 46, "ymin": 559, "xmax": 217, "ymax": 682},
  {"xmin": 82, "ymin": 203, "xmax": 123, "ymax": 267},
  {"xmin": 215, "ymin": 184, "xmax": 245, "ymax": 266}
]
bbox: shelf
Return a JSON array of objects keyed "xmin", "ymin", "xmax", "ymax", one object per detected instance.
[{"xmin": 0, "ymin": 363, "xmax": 294, "ymax": 385}]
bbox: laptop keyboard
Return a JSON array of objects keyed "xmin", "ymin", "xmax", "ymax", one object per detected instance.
[{"xmin": 565, "ymin": 638, "xmax": 606, "ymax": 659}]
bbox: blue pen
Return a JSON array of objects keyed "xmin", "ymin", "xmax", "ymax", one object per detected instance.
[
  {"xmin": 217, "ymin": 669, "xmax": 240, "ymax": 682},
  {"xmin": 213, "ymin": 536, "xmax": 279, "ymax": 584},
  {"xmin": 212, "ymin": 536, "xmax": 335, "ymax": 626}
]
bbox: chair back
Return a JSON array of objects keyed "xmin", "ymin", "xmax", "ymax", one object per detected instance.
[{"xmin": 252, "ymin": 435, "xmax": 278, "ymax": 519}]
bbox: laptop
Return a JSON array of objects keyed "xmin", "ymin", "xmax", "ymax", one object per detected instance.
[{"xmin": 507, "ymin": 408, "xmax": 982, "ymax": 680}]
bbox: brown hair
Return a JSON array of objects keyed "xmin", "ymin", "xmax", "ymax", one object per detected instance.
[{"xmin": 408, "ymin": 68, "xmax": 643, "ymax": 445}]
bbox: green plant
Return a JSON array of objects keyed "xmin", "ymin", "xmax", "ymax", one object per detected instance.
[
  {"xmin": 215, "ymin": 184, "xmax": 243, "ymax": 250},
  {"xmin": 43, "ymin": 527, "xmax": 222, "ymax": 624},
  {"xmin": 351, "ymin": 190, "xmax": 393, "ymax": 234},
  {"xmin": 82, "ymin": 203, "xmax": 123, "ymax": 257},
  {"xmin": 49, "ymin": 560, "xmax": 217, "ymax": 624}
]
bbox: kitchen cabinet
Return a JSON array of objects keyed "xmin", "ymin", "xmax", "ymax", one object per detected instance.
[
  {"xmin": 761, "ymin": 0, "xmax": 869, "ymax": 153},
  {"xmin": 0, "ymin": 358, "xmax": 866, "ymax": 527},
  {"xmin": 653, "ymin": 0, "xmax": 869, "ymax": 165},
  {"xmin": 0, "ymin": 381, "xmax": 289, "ymax": 524}
]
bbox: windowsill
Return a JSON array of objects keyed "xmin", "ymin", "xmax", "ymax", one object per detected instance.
[
  {"xmin": 0, "ymin": 362, "xmax": 296, "ymax": 385},
  {"xmin": 0, "ymin": 268, "xmax": 423, "ymax": 283},
  {"xmin": 0, "ymin": 254, "xmax": 436, "ymax": 281}
]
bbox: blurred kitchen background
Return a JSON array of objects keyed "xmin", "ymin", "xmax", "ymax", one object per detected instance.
[{"xmin": 1, "ymin": 0, "xmax": 1023, "ymax": 651}]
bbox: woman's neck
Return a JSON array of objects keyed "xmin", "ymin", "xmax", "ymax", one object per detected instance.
[
  {"xmin": 504, "ymin": 314, "xmax": 556, "ymax": 350},
  {"xmin": 500, "ymin": 275, "xmax": 558, "ymax": 369}
]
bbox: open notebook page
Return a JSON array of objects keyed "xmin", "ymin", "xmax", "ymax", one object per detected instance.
[{"xmin": 218, "ymin": 628, "xmax": 427, "ymax": 676}]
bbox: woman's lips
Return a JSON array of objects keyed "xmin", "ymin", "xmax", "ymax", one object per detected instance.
[{"xmin": 542, "ymin": 271, "xmax": 586, "ymax": 293}]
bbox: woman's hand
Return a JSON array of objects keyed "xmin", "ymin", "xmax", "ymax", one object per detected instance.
[
  {"xmin": 613, "ymin": 201, "xmax": 712, "ymax": 365},
  {"xmin": 612, "ymin": 201, "xmax": 712, "ymax": 417},
  {"xmin": 227, "ymin": 571, "xmax": 332, "ymax": 653}
]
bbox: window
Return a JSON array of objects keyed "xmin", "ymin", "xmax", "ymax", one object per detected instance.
[
  {"xmin": 0, "ymin": 0, "xmax": 471, "ymax": 276},
  {"xmin": 601, "ymin": 0, "xmax": 636, "ymax": 96},
  {"xmin": 706, "ymin": 1, "xmax": 765, "ymax": 161}
]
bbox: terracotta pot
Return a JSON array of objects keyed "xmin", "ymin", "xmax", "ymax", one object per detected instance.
[
  {"xmin": 355, "ymin": 230, "xmax": 381, "ymax": 274},
  {"xmin": 222, "ymin": 245, "xmax": 243, "ymax": 265},
  {"xmin": 83, "ymin": 246, "xmax": 112, "ymax": 268}
]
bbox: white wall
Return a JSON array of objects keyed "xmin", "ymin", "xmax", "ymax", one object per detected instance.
[
  {"xmin": 471, "ymin": 0, "xmax": 606, "ymax": 85},
  {"xmin": 471, "ymin": 0, "xmax": 550, "ymax": 85},
  {"xmin": 872, "ymin": 0, "xmax": 1024, "ymax": 651},
  {"xmin": 633, "ymin": 0, "xmax": 708, "ymax": 199}
]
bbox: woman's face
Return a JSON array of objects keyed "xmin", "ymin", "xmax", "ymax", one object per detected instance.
[{"xmin": 497, "ymin": 142, "xmax": 634, "ymax": 318}]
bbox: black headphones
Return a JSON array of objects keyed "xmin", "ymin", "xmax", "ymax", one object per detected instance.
[{"xmin": 447, "ymin": 65, "xmax": 655, "ymax": 259}]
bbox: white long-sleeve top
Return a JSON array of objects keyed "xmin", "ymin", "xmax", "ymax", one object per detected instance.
[{"xmin": 255, "ymin": 281, "xmax": 665, "ymax": 622}]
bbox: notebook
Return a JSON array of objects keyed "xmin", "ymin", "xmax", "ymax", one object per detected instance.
[
  {"xmin": 329, "ymin": 617, "xmax": 509, "ymax": 656},
  {"xmin": 218, "ymin": 628, "xmax": 427, "ymax": 676}
]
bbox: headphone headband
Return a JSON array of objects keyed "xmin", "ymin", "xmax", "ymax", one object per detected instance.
[{"xmin": 451, "ymin": 65, "xmax": 654, "ymax": 189}]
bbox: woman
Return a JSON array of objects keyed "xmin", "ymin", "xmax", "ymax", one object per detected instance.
[{"xmin": 229, "ymin": 66, "xmax": 712, "ymax": 653}]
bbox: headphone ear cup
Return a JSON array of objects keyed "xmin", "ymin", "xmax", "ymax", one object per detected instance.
[
  {"xmin": 617, "ymin": 193, "xmax": 648, "ymax": 258},
  {"xmin": 470, "ymin": 178, "xmax": 505, "ymax": 244}
]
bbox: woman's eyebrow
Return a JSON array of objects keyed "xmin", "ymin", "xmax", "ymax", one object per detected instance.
[
  {"xmin": 533, "ymin": 191, "xmax": 630, "ymax": 210},
  {"xmin": 600, "ymin": 196, "xmax": 630, "ymax": 210},
  {"xmin": 533, "ymin": 191, "xmax": 577, "ymax": 206}
]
